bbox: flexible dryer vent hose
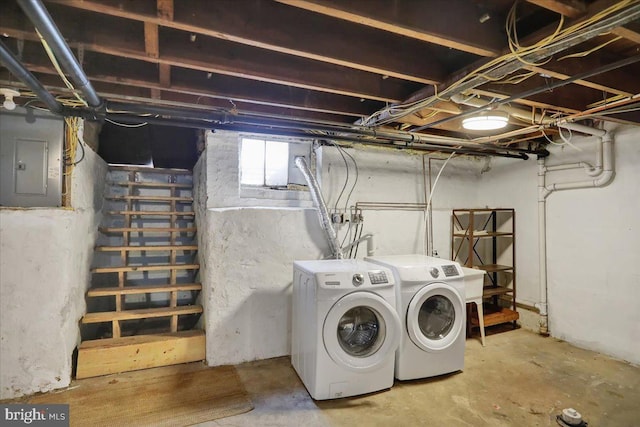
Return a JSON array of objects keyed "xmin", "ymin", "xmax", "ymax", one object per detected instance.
[{"xmin": 294, "ymin": 156, "xmax": 342, "ymax": 259}]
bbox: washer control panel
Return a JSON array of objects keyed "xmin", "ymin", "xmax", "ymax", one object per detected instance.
[
  {"xmin": 442, "ymin": 264, "xmax": 460, "ymax": 277},
  {"xmin": 429, "ymin": 267, "xmax": 440, "ymax": 278},
  {"xmin": 368, "ymin": 270, "xmax": 389, "ymax": 285}
]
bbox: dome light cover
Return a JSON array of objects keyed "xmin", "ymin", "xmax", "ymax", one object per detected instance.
[{"xmin": 462, "ymin": 111, "xmax": 509, "ymax": 130}]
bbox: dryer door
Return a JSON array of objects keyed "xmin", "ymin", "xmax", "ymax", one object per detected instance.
[
  {"xmin": 406, "ymin": 282, "xmax": 464, "ymax": 352},
  {"xmin": 323, "ymin": 292, "xmax": 401, "ymax": 373}
]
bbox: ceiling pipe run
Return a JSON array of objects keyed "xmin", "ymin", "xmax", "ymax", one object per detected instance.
[
  {"xmin": 0, "ymin": 39, "xmax": 63, "ymax": 114},
  {"xmin": 17, "ymin": 0, "xmax": 102, "ymax": 108},
  {"xmin": 99, "ymin": 102, "xmax": 538, "ymax": 159},
  {"xmin": 91, "ymin": 109, "xmax": 532, "ymax": 159}
]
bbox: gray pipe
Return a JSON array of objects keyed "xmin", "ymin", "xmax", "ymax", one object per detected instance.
[
  {"xmin": 294, "ymin": 156, "xmax": 342, "ymax": 259},
  {"xmin": 17, "ymin": 0, "xmax": 102, "ymax": 108},
  {"xmin": 0, "ymin": 39, "xmax": 62, "ymax": 114}
]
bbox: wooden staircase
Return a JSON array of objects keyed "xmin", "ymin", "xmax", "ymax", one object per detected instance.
[{"xmin": 76, "ymin": 166, "xmax": 205, "ymax": 379}]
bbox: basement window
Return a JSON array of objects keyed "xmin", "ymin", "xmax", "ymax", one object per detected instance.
[{"xmin": 239, "ymin": 136, "xmax": 312, "ymax": 199}]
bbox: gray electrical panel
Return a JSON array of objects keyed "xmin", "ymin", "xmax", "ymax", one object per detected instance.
[{"xmin": 0, "ymin": 107, "xmax": 63, "ymax": 207}]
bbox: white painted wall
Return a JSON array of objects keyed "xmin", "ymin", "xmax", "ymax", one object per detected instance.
[
  {"xmin": 480, "ymin": 123, "xmax": 640, "ymax": 364},
  {"xmin": 196, "ymin": 131, "xmax": 484, "ymax": 365},
  {"xmin": 0, "ymin": 124, "xmax": 107, "ymax": 399}
]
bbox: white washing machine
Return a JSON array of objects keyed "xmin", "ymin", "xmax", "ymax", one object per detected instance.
[
  {"xmin": 365, "ymin": 254, "xmax": 466, "ymax": 380},
  {"xmin": 292, "ymin": 259, "xmax": 402, "ymax": 400}
]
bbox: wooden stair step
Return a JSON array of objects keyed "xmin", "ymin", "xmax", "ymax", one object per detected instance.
[
  {"xmin": 95, "ymin": 245, "xmax": 198, "ymax": 252},
  {"xmin": 105, "ymin": 195, "xmax": 193, "ymax": 202},
  {"xmin": 99, "ymin": 227, "xmax": 196, "ymax": 233},
  {"xmin": 108, "ymin": 165, "xmax": 192, "ymax": 175},
  {"xmin": 109, "ymin": 181, "xmax": 191, "ymax": 189},
  {"xmin": 107, "ymin": 210, "xmax": 195, "ymax": 216},
  {"xmin": 92, "ymin": 264, "xmax": 200, "ymax": 273},
  {"xmin": 82, "ymin": 305, "xmax": 203, "ymax": 324},
  {"xmin": 76, "ymin": 330, "xmax": 205, "ymax": 379},
  {"xmin": 87, "ymin": 283, "xmax": 202, "ymax": 297}
]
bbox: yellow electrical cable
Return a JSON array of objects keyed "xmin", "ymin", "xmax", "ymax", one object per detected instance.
[
  {"xmin": 557, "ymin": 35, "xmax": 623, "ymax": 61},
  {"xmin": 363, "ymin": 0, "xmax": 636, "ymax": 126},
  {"xmin": 35, "ymin": 28, "xmax": 87, "ymax": 107}
]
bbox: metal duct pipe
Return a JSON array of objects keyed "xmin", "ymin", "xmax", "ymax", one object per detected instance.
[
  {"xmin": 17, "ymin": 0, "xmax": 102, "ymax": 108},
  {"xmin": 0, "ymin": 39, "xmax": 62, "ymax": 114},
  {"xmin": 294, "ymin": 156, "xmax": 342, "ymax": 260}
]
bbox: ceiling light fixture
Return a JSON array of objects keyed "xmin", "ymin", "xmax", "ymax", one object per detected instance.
[
  {"xmin": 0, "ymin": 88, "xmax": 20, "ymax": 111},
  {"xmin": 462, "ymin": 110, "xmax": 509, "ymax": 131}
]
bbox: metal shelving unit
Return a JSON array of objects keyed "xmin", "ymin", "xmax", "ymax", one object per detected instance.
[{"xmin": 451, "ymin": 208, "xmax": 519, "ymax": 331}]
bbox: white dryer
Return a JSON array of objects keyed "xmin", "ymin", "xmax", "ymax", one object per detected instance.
[
  {"xmin": 292, "ymin": 259, "xmax": 401, "ymax": 400},
  {"xmin": 365, "ymin": 254, "xmax": 466, "ymax": 380}
]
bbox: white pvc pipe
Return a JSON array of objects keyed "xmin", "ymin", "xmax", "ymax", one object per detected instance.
[
  {"xmin": 537, "ymin": 159, "xmax": 549, "ymax": 335},
  {"xmin": 537, "ymin": 124, "xmax": 614, "ymax": 335},
  {"xmin": 341, "ymin": 233, "xmax": 376, "ymax": 257}
]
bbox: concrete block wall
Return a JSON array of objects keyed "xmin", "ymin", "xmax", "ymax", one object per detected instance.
[{"xmin": 0, "ymin": 122, "xmax": 107, "ymax": 399}]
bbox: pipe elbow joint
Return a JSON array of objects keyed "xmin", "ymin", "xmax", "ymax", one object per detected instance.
[{"xmin": 594, "ymin": 170, "xmax": 614, "ymax": 187}]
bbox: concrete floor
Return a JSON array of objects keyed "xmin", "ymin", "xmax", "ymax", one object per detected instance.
[{"xmin": 203, "ymin": 328, "xmax": 640, "ymax": 427}]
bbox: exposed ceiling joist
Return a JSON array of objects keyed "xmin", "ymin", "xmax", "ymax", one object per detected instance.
[
  {"xmin": 45, "ymin": 0, "xmax": 446, "ymax": 84},
  {"xmin": 274, "ymin": 0, "xmax": 505, "ymax": 57}
]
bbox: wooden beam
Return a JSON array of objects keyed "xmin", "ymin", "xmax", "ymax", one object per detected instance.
[
  {"xmin": 467, "ymin": 89, "xmax": 580, "ymax": 114},
  {"xmin": 482, "ymin": 74, "xmax": 609, "ymax": 113},
  {"xmin": 16, "ymin": 40, "xmax": 384, "ymax": 117},
  {"xmin": 0, "ymin": 7, "xmax": 416, "ymax": 103},
  {"xmin": 2, "ymin": 69, "xmax": 361, "ymax": 123},
  {"xmin": 46, "ymin": 0, "xmax": 445, "ymax": 84},
  {"xmin": 157, "ymin": 0, "xmax": 174, "ymax": 20},
  {"xmin": 274, "ymin": 0, "xmax": 504, "ymax": 57},
  {"xmin": 159, "ymin": 63, "xmax": 171, "ymax": 87},
  {"xmin": 526, "ymin": 0, "xmax": 587, "ymax": 17},
  {"xmin": 526, "ymin": 65, "xmax": 632, "ymax": 98},
  {"xmin": 76, "ymin": 330, "xmax": 205, "ymax": 379},
  {"xmin": 611, "ymin": 26, "xmax": 640, "ymax": 45},
  {"xmin": 144, "ymin": 22, "xmax": 159, "ymax": 58}
]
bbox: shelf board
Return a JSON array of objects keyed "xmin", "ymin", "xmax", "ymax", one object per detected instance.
[
  {"xmin": 471, "ymin": 307, "xmax": 519, "ymax": 327},
  {"xmin": 483, "ymin": 286, "xmax": 513, "ymax": 297},
  {"xmin": 475, "ymin": 264, "xmax": 513, "ymax": 272},
  {"xmin": 453, "ymin": 231, "xmax": 513, "ymax": 238}
]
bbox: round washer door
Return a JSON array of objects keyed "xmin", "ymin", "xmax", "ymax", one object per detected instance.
[
  {"xmin": 323, "ymin": 291, "xmax": 401, "ymax": 373},
  {"xmin": 406, "ymin": 282, "xmax": 464, "ymax": 352}
]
